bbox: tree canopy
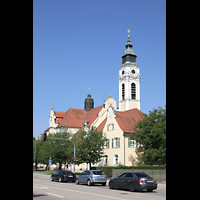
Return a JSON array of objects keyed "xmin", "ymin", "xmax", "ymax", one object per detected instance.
[
  {"xmin": 128, "ymin": 106, "xmax": 166, "ymax": 165},
  {"xmin": 72, "ymin": 126, "xmax": 107, "ymax": 169},
  {"xmin": 33, "ymin": 128, "xmax": 74, "ymax": 169},
  {"xmin": 33, "ymin": 126, "xmax": 107, "ymax": 169}
]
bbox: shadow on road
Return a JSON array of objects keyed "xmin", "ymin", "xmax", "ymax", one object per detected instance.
[{"xmin": 33, "ymin": 193, "xmax": 48, "ymax": 198}]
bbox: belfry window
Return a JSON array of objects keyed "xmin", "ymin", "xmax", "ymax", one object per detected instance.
[
  {"xmin": 122, "ymin": 83, "xmax": 125, "ymax": 100},
  {"xmin": 131, "ymin": 83, "xmax": 136, "ymax": 99}
]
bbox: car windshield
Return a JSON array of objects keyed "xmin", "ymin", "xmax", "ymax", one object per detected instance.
[
  {"xmin": 92, "ymin": 171, "xmax": 104, "ymax": 175},
  {"xmin": 63, "ymin": 171, "xmax": 73, "ymax": 175}
]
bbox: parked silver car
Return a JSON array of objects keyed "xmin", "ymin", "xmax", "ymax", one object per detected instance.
[{"xmin": 76, "ymin": 170, "xmax": 107, "ymax": 186}]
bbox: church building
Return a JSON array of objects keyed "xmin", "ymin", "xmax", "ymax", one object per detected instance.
[{"xmin": 44, "ymin": 31, "xmax": 146, "ymax": 168}]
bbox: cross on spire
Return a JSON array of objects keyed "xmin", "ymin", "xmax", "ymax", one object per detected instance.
[{"xmin": 127, "ymin": 29, "xmax": 130, "ymax": 38}]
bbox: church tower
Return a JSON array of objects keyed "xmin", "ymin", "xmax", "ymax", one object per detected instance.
[{"xmin": 119, "ymin": 30, "xmax": 140, "ymax": 111}]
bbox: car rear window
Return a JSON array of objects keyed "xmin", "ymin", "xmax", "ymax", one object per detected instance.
[
  {"xmin": 63, "ymin": 171, "xmax": 73, "ymax": 175},
  {"xmin": 135, "ymin": 173, "xmax": 149, "ymax": 177},
  {"xmin": 92, "ymin": 171, "xmax": 104, "ymax": 175}
]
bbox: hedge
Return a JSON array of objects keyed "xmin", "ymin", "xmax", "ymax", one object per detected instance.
[{"xmin": 91, "ymin": 165, "xmax": 165, "ymax": 178}]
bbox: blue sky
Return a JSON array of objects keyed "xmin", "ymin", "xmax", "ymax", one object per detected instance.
[{"xmin": 33, "ymin": 0, "xmax": 166, "ymax": 139}]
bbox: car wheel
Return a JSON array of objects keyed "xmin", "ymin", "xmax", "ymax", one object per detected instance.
[
  {"xmin": 147, "ymin": 189, "xmax": 153, "ymax": 192},
  {"xmin": 109, "ymin": 181, "xmax": 115, "ymax": 189},
  {"xmin": 51, "ymin": 176, "xmax": 54, "ymax": 181},
  {"xmin": 129, "ymin": 183, "xmax": 135, "ymax": 192},
  {"xmin": 76, "ymin": 179, "xmax": 79, "ymax": 185},
  {"xmin": 102, "ymin": 183, "xmax": 106, "ymax": 186},
  {"xmin": 87, "ymin": 179, "xmax": 91, "ymax": 186},
  {"xmin": 59, "ymin": 177, "xmax": 62, "ymax": 182}
]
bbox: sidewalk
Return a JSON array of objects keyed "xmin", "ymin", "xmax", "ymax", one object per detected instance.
[{"xmin": 157, "ymin": 183, "xmax": 166, "ymax": 191}]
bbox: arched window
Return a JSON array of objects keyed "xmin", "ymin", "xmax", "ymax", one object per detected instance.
[
  {"xmin": 131, "ymin": 83, "xmax": 136, "ymax": 99},
  {"xmin": 114, "ymin": 154, "xmax": 119, "ymax": 166},
  {"xmin": 104, "ymin": 155, "xmax": 108, "ymax": 166},
  {"xmin": 122, "ymin": 83, "xmax": 125, "ymax": 100}
]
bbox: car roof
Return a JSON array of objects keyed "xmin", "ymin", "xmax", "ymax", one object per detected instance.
[
  {"xmin": 58, "ymin": 170, "xmax": 72, "ymax": 172},
  {"xmin": 121, "ymin": 172, "xmax": 148, "ymax": 176}
]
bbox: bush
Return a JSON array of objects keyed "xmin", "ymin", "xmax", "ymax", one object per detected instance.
[{"xmin": 94, "ymin": 165, "xmax": 165, "ymax": 178}]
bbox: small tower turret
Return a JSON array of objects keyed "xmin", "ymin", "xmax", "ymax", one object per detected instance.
[{"xmin": 84, "ymin": 88, "xmax": 94, "ymax": 112}]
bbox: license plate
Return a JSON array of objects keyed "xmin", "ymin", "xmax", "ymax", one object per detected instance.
[
  {"xmin": 146, "ymin": 180, "xmax": 154, "ymax": 183},
  {"xmin": 69, "ymin": 175, "xmax": 73, "ymax": 177}
]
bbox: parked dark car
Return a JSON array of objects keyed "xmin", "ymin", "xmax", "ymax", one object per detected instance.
[
  {"xmin": 51, "ymin": 170, "xmax": 76, "ymax": 182},
  {"xmin": 109, "ymin": 172, "xmax": 157, "ymax": 192},
  {"xmin": 76, "ymin": 170, "xmax": 107, "ymax": 186}
]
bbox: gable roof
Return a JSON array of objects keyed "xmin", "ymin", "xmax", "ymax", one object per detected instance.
[
  {"xmin": 45, "ymin": 104, "xmax": 146, "ymax": 135},
  {"xmin": 86, "ymin": 105, "xmax": 104, "ymax": 126},
  {"xmin": 97, "ymin": 118, "xmax": 107, "ymax": 132},
  {"xmin": 57, "ymin": 106, "xmax": 104, "ymax": 129},
  {"xmin": 54, "ymin": 111, "xmax": 65, "ymax": 124},
  {"xmin": 115, "ymin": 108, "xmax": 146, "ymax": 133},
  {"xmin": 58, "ymin": 108, "xmax": 87, "ymax": 128},
  {"xmin": 55, "ymin": 111, "xmax": 65, "ymax": 118}
]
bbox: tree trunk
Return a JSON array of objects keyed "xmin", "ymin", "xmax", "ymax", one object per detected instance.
[{"xmin": 89, "ymin": 163, "xmax": 91, "ymax": 170}]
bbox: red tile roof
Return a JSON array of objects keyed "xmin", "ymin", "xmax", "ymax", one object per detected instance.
[
  {"xmin": 58, "ymin": 108, "xmax": 87, "ymax": 128},
  {"xmin": 86, "ymin": 105, "xmax": 104, "ymax": 126},
  {"xmin": 115, "ymin": 108, "xmax": 146, "ymax": 133},
  {"xmin": 97, "ymin": 118, "xmax": 107, "ymax": 132},
  {"xmin": 54, "ymin": 111, "xmax": 65, "ymax": 124},
  {"xmin": 55, "ymin": 111, "xmax": 65, "ymax": 118},
  {"xmin": 55, "ymin": 105, "xmax": 104, "ymax": 130},
  {"xmin": 45, "ymin": 105, "xmax": 146, "ymax": 134}
]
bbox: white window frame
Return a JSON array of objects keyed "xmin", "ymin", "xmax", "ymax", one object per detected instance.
[
  {"xmin": 113, "ymin": 154, "xmax": 119, "ymax": 166},
  {"xmin": 104, "ymin": 155, "xmax": 108, "ymax": 166},
  {"xmin": 104, "ymin": 139, "xmax": 109, "ymax": 149}
]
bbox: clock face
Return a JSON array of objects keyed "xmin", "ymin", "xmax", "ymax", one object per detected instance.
[
  {"xmin": 132, "ymin": 69, "xmax": 135, "ymax": 74},
  {"xmin": 122, "ymin": 70, "xmax": 124, "ymax": 75}
]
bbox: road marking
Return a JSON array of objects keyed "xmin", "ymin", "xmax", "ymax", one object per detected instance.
[
  {"xmin": 46, "ymin": 186, "xmax": 127, "ymax": 200},
  {"xmin": 34, "ymin": 182, "xmax": 127, "ymax": 200},
  {"xmin": 40, "ymin": 187, "xmax": 49, "ymax": 189},
  {"xmin": 33, "ymin": 185, "xmax": 49, "ymax": 189},
  {"xmin": 46, "ymin": 192, "xmax": 64, "ymax": 198}
]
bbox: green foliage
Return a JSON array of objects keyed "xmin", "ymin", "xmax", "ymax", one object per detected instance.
[
  {"xmin": 33, "ymin": 127, "xmax": 107, "ymax": 170},
  {"xmin": 72, "ymin": 126, "xmax": 107, "ymax": 167},
  {"xmin": 33, "ymin": 128, "xmax": 74, "ymax": 167},
  {"xmin": 128, "ymin": 106, "xmax": 166, "ymax": 165},
  {"xmin": 93, "ymin": 165, "xmax": 165, "ymax": 178}
]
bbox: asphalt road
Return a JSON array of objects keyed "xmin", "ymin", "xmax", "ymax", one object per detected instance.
[{"xmin": 33, "ymin": 173, "xmax": 166, "ymax": 200}]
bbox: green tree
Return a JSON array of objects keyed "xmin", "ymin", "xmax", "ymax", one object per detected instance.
[
  {"xmin": 72, "ymin": 126, "xmax": 107, "ymax": 169},
  {"xmin": 129, "ymin": 106, "xmax": 166, "ymax": 165},
  {"xmin": 36, "ymin": 128, "xmax": 74, "ymax": 169}
]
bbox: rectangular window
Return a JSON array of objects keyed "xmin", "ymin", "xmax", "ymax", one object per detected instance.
[
  {"xmin": 105, "ymin": 139, "xmax": 109, "ymax": 149},
  {"xmin": 112, "ymin": 137, "xmax": 120, "ymax": 148},
  {"xmin": 107, "ymin": 124, "xmax": 114, "ymax": 131},
  {"xmin": 128, "ymin": 138, "xmax": 137, "ymax": 147}
]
